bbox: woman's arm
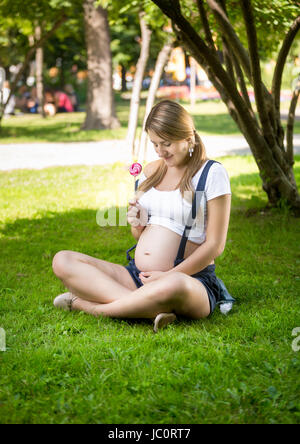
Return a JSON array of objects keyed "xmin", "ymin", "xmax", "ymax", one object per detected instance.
[{"xmin": 172, "ymin": 194, "xmax": 231, "ymax": 275}]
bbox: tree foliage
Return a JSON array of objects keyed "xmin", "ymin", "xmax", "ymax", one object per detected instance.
[{"xmin": 0, "ymin": 0, "xmax": 83, "ymax": 70}]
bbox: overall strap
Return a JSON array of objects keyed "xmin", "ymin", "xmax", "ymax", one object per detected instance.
[
  {"xmin": 174, "ymin": 160, "xmax": 219, "ymax": 265},
  {"xmin": 126, "ymin": 244, "xmax": 137, "ymax": 261}
]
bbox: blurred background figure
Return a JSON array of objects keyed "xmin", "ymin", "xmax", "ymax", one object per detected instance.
[
  {"xmin": 55, "ymin": 90, "xmax": 74, "ymax": 113},
  {"xmin": 26, "ymin": 87, "xmax": 38, "ymax": 113},
  {"xmin": 2, "ymin": 81, "xmax": 16, "ymax": 115},
  {"xmin": 44, "ymin": 89, "xmax": 57, "ymax": 117},
  {"xmin": 16, "ymin": 85, "xmax": 31, "ymax": 113},
  {"xmin": 64, "ymin": 84, "xmax": 79, "ymax": 111}
]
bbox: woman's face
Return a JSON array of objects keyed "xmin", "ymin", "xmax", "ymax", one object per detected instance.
[{"xmin": 148, "ymin": 129, "xmax": 191, "ymax": 169}]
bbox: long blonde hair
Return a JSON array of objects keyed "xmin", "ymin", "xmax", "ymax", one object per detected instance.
[{"xmin": 138, "ymin": 100, "xmax": 207, "ymax": 199}]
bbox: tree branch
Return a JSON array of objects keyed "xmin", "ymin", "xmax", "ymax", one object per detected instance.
[
  {"xmin": 209, "ymin": 0, "xmax": 278, "ymax": 134},
  {"xmin": 231, "ymin": 51, "xmax": 255, "ymax": 116},
  {"xmin": 272, "ymin": 15, "xmax": 300, "ymax": 113},
  {"xmin": 240, "ymin": 1, "xmax": 273, "ymax": 133},
  {"xmin": 206, "ymin": 0, "xmax": 252, "ymax": 81},
  {"xmin": 240, "ymin": 0, "xmax": 291, "ymax": 171},
  {"xmin": 218, "ymin": 0, "xmax": 235, "ymax": 81},
  {"xmin": 195, "ymin": 0, "xmax": 216, "ymax": 52},
  {"xmin": 286, "ymin": 87, "xmax": 300, "ymax": 166},
  {"xmin": 210, "ymin": 1, "xmax": 255, "ymax": 122}
]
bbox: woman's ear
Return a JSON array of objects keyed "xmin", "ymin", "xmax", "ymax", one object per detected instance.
[
  {"xmin": 186, "ymin": 136, "xmax": 195, "ymax": 148},
  {"xmin": 186, "ymin": 136, "xmax": 195, "ymax": 145}
]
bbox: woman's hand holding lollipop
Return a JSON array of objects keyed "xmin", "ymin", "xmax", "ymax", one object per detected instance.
[{"xmin": 127, "ymin": 198, "xmax": 148, "ymax": 229}]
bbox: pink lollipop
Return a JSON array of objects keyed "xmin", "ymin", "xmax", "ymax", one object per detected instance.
[
  {"xmin": 129, "ymin": 162, "xmax": 142, "ymax": 192},
  {"xmin": 129, "ymin": 162, "xmax": 142, "ymax": 177}
]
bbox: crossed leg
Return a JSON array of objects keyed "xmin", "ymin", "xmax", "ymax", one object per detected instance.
[
  {"xmin": 52, "ymin": 250, "xmax": 211, "ymax": 321},
  {"xmin": 52, "ymin": 250, "xmax": 139, "ymax": 304}
]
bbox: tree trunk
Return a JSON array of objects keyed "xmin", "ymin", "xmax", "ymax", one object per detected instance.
[
  {"xmin": 35, "ymin": 25, "xmax": 45, "ymax": 117},
  {"xmin": 151, "ymin": 0, "xmax": 300, "ymax": 214},
  {"xmin": 81, "ymin": 0, "xmax": 120, "ymax": 130},
  {"xmin": 137, "ymin": 38, "xmax": 174, "ymax": 163},
  {"xmin": 126, "ymin": 11, "xmax": 152, "ymax": 158},
  {"xmin": 190, "ymin": 56, "xmax": 197, "ymax": 107},
  {"xmin": 121, "ymin": 64, "xmax": 127, "ymax": 92},
  {"xmin": 0, "ymin": 68, "xmax": 5, "ymax": 121}
]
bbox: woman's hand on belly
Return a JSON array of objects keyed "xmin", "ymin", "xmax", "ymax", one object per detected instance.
[{"xmin": 139, "ymin": 270, "xmax": 167, "ymax": 285}]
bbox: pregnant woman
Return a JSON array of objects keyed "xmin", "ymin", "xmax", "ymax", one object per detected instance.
[{"xmin": 52, "ymin": 100, "xmax": 231, "ymax": 332}]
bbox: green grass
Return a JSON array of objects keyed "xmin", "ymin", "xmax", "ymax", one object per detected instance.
[
  {"xmin": 0, "ymin": 156, "xmax": 300, "ymax": 424},
  {"xmin": 0, "ymin": 97, "xmax": 299, "ymax": 143}
]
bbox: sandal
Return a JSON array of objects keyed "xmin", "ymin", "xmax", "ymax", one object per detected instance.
[
  {"xmin": 153, "ymin": 313, "xmax": 177, "ymax": 333},
  {"xmin": 53, "ymin": 292, "xmax": 78, "ymax": 311}
]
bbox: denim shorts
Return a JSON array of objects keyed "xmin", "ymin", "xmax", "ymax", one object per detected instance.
[{"xmin": 124, "ymin": 259, "xmax": 220, "ymax": 315}]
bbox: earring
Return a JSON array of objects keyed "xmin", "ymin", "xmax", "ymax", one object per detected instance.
[{"xmin": 189, "ymin": 146, "xmax": 194, "ymax": 157}]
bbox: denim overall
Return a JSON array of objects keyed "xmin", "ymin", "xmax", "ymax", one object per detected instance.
[{"xmin": 125, "ymin": 160, "xmax": 235, "ymax": 314}]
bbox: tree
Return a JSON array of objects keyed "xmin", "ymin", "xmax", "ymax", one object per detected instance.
[
  {"xmin": 0, "ymin": 0, "xmax": 76, "ymax": 124},
  {"xmin": 137, "ymin": 34, "xmax": 174, "ymax": 162},
  {"xmin": 82, "ymin": 0, "xmax": 120, "ymax": 130},
  {"xmin": 150, "ymin": 0, "xmax": 300, "ymax": 213},
  {"xmin": 126, "ymin": 10, "xmax": 152, "ymax": 157},
  {"xmin": 35, "ymin": 24, "xmax": 45, "ymax": 116}
]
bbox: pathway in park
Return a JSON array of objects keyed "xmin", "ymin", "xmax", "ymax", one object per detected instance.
[{"xmin": 0, "ymin": 134, "xmax": 300, "ymax": 171}]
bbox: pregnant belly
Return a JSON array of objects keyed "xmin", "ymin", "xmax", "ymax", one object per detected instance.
[{"xmin": 134, "ymin": 225, "xmax": 200, "ymax": 272}]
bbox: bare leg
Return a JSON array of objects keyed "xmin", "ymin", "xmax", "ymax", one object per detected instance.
[
  {"xmin": 72, "ymin": 278, "xmax": 175, "ymax": 319},
  {"xmin": 52, "ymin": 250, "xmax": 136, "ymax": 304},
  {"xmin": 72, "ymin": 272, "xmax": 210, "ymax": 320}
]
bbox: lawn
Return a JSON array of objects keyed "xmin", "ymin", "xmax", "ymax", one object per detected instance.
[
  {"xmin": 0, "ymin": 97, "xmax": 299, "ymax": 143},
  {"xmin": 0, "ymin": 156, "xmax": 299, "ymax": 424}
]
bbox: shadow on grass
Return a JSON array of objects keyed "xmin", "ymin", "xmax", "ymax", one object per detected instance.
[
  {"xmin": 0, "ymin": 208, "xmax": 132, "ymax": 266},
  {"xmin": 1, "ymin": 173, "xmax": 299, "ymax": 319}
]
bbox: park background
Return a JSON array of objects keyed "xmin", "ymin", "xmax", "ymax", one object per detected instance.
[{"xmin": 0, "ymin": 0, "xmax": 299, "ymax": 424}]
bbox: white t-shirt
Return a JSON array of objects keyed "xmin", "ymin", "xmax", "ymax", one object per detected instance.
[{"xmin": 137, "ymin": 160, "xmax": 231, "ymax": 244}]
